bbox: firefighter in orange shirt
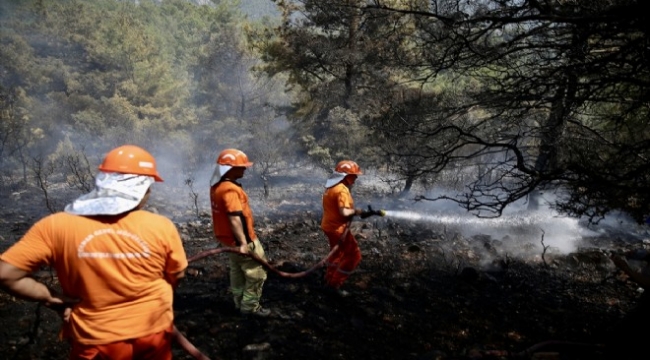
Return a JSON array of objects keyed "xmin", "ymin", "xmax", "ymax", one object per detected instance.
[
  {"xmin": 0, "ymin": 145, "xmax": 188, "ymax": 360},
  {"xmin": 209, "ymin": 148, "xmax": 270, "ymax": 317},
  {"xmin": 321, "ymin": 160, "xmax": 368, "ymax": 297}
]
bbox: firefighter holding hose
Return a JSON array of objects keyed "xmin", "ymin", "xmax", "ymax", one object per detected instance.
[
  {"xmin": 209, "ymin": 148, "xmax": 271, "ymax": 318},
  {"xmin": 321, "ymin": 160, "xmax": 384, "ymax": 297},
  {"xmin": 0, "ymin": 145, "xmax": 193, "ymax": 359}
]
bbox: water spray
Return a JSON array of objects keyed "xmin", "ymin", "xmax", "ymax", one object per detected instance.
[
  {"xmin": 379, "ymin": 209, "xmax": 600, "ymax": 254},
  {"xmin": 382, "ymin": 209, "xmax": 580, "ymax": 228}
]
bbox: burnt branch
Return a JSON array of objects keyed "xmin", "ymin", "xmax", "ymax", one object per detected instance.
[
  {"xmin": 540, "ymin": 230, "xmax": 549, "ymax": 269},
  {"xmin": 64, "ymin": 150, "xmax": 93, "ymax": 193},
  {"xmin": 367, "ymin": 0, "xmax": 650, "ymax": 221},
  {"xmin": 30, "ymin": 155, "xmax": 60, "ymax": 214},
  {"xmin": 184, "ymin": 176, "xmax": 201, "ymax": 220}
]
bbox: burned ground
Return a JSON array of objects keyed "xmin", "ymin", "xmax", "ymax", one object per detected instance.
[{"xmin": 0, "ymin": 180, "xmax": 646, "ymax": 360}]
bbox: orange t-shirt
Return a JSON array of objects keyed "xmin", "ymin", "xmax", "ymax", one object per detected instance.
[
  {"xmin": 321, "ymin": 183, "xmax": 354, "ymax": 234},
  {"xmin": 0, "ymin": 210, "xmax": 187, "ymax": 345},
  {"xmin": 210, "ymin": 180, "xmax": 257, "ymax": 246}
]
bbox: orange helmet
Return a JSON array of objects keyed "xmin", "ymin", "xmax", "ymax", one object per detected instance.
[
  {"xmin": 217, "ymin": 149, "xmax": 253, "ymax": 167},
  {"xmin": 98, "ymin": 145, "xmax": 163, "ymax": 182},
  {"xmin": 335, "ymin": 160, "xmax": 362, "ymax": 175}
]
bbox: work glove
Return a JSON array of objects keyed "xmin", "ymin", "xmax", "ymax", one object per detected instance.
[{"xmin": 359, "ymin": 205, "xmax": 386, "ymax": 219}]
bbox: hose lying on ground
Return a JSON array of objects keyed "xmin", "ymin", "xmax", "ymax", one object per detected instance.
[
  {"xmin": 177, "ymin": 222, "xmax": 352, "ymax": 358},
  {"xmin": 175, "ymin": 248, "xmax": 337, "ymax": 359},
  {"xmin": 173, "ymin": 326, "xmax": 210, "ymax": 360},
  {"xmin": 187, "ymin": 240, "xmax": 341, "ymax": 278},
  {"xmin": 187, "ymin": 221, "xmax": 352, "ymax": 279}
]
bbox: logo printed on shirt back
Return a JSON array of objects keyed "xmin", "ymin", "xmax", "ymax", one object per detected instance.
[{"xmin": 78, "ymin": 228, "xmax": 151, "ymax": 259}]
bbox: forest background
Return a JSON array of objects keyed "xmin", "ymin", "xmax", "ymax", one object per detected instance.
[{"xmin": 1, "ymin": 0, "xmax": 649, "ymax": 225}]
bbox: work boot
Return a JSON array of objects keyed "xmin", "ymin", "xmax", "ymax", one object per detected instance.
[{"xmin": 241, "ymin": 307, "xmax": 272, "ymax": 318}]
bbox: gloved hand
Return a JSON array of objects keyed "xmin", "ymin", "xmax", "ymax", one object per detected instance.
[{"xmin": 359, "ymin": 205, "xmax": 385, "ymax": 219}]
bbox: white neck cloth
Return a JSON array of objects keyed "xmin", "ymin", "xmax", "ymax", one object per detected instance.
[
  {"xmin": 64, "ymin": 172, "xmax": 154, "ymax": 216},
  {"xmin": 325, "ymin": 171, "xmax": 347, "ymax": 188},
  {"xmin": 210, "ymin": 164, "xmax": 234, "ymax": 187}
]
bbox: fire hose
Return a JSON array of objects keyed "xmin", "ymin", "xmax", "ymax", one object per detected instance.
[
  {"xmin": 187, "ymin": 242, "xmax": 341, "ymax": 278},
  {"xmin": 176, "ymin": 207, "xmax": 385, "ymax": 359},
  {"xmin": 174, "ymin": 240, "xmax": 345, "ymax": 360},
  {"xmin": 174, "ymin": 229, "xmax": 346, "ymax": 360},
  {"xmin": 186, "ymin": 206, "xmax": 385, "ymax": 278},
  {"xmin": 173, "ymin": 326, "xmax": 210, "ymax": 360}
]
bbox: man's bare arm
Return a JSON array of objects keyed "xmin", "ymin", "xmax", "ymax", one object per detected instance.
[
  {"xmin": 0, "ymin": 260, "xmax": 79, "ymax": 311},
  {"xmin": 228, "ymin": 215, "xmax": 249, "ymax": 254},
  {"xmin": 339, "ymin": 207, "xmax": 362, "ymax": 218},
  {"xmin": 0, "ymin": 260, "xmax": 54, "ymax": 302}
]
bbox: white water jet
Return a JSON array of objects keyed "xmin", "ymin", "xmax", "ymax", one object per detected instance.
[
  {"xmin": 384, "ymin": 210, "xmax": 578, "ymax": 228},
  {"xmin": 382, "ymin": 210, "xmax": 601, "ymax": 254}
]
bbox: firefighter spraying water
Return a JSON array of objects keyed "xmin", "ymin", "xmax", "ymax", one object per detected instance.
[
  {"xmin": 189, "ymin": 199, "xmax": 595, "ymax": 278},
  {"xmin": 188, "ymin": 159, "xmax": 387, "ymax": 292},
  {"xmin": 188, "ymin": 191, "xmax": 386, "ymax": 281},
  {"xmin": 319, "ymin": 160, "xmax": 386, "ymax": 296}
]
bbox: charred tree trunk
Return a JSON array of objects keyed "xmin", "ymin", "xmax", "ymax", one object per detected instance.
[
  {"xmin": 343, "ymin": 0, "xmax": 360, "ymax": 109},
  {"xmin": 402, "ymin": 175, "xmax": 415, "ymax": 195},
  {"xmin": 261, "ymin": 174, "xmax": 269, "ymax": 199},
  {"xmin": 528, "ymin": 29, "xmax": 585, "ymax": 210},
  {"xmin": 528, "ymin": 83, "xmax": 570, "ymax": 210}
]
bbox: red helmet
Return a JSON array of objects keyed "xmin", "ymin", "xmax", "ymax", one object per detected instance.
[
  {"xmin": 335, "ymin": 160, "xmax": 362, "ymax": 175},
  {"xmin": 217, "ymin": 149, "xmax": 253, "ymax": 167},
  {"xmin": 98, "ymin": 145, "xmax": 163, "ymax": 182}
]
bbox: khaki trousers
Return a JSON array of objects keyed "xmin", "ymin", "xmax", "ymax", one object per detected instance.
[{"xmin": 227, "ymin": 239, "xmax": 268, "ymax": 312}]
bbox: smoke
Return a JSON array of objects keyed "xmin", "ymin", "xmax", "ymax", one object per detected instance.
[
  {"xmin": 383, "ymin": 208, "xmax": 590, "ymax": 254},
  {"xmin": 353, "ymin": 175, "xmax": 649, "ymax": 255},
  {"xmin": 3, "ymin": 2, "xmax": 645, "ymax": 254}
]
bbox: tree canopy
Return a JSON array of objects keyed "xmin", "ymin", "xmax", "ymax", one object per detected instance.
[
  {"xmin": 256, "ymin": 0, "xmax": 650, "ymax": 222},
  {"xmin": 2, "ymin": 0, "xmax": 650, "ymax": 223},
  {"xmin": 0, "ymin": 0, "xmax": 290, "ymax": 195}
]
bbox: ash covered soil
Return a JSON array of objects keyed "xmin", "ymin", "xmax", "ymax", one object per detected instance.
[{"xmin": 0, "ymin": 177, "xmax": 647, "ymax": 360}]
